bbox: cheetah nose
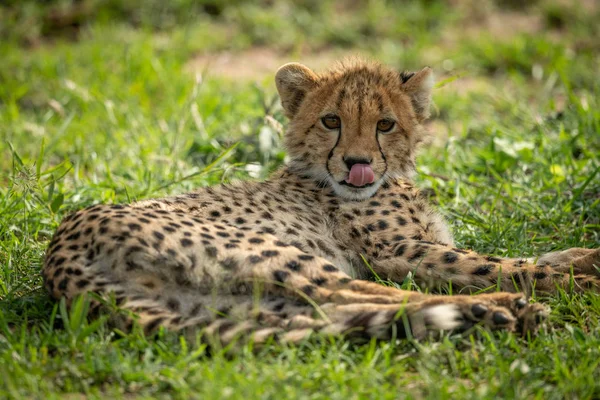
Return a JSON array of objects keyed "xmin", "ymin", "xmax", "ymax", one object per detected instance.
[{"xmin": 345, "ymin": 163, "xmax": 375, "ymax": 187}]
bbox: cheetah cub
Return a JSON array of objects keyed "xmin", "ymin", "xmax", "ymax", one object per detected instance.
[{"xmin": 43, "ymin": 59, "xmax": 600, "ymax": 345}]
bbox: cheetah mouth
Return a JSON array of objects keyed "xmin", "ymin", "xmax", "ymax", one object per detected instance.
[
  {"xmin": 338, "ymin": 180, "xmax": 376, "ymax": 189},
  {"xmin": 341, "ymin": 163, "xmax": 376, "ymax": 188}
]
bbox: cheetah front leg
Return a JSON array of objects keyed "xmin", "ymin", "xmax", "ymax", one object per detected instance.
[{"xmin": 372, "ymin": 240, "xmax": 600, "ymax": 294}]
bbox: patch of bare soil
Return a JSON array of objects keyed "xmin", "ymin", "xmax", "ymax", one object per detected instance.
[
  {"xmin": 185, "ymin": 47, "xmax": 358, "ymax": 81},
  {"xmin": 443, "ymin": 4, "xmax": 543, "ymax": 46}
]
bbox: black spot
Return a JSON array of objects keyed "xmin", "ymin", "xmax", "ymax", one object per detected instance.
[
  {"xmin": 163, "ymin": 226, "xmax": 176, "ymax": 233},
  {"xmin": 452, "ymin": 248, "xmax": 469, "ymax": 254},
  {"xmin": 377, "ymin": 220, "xmax": 389, "ymax": 230},
  {"xmin": 217, "ymin": 308, "xmax": 237, "ymax": 324},
  {"xmin": 473, "ymin": 264, "xmax": 496, "ymax": 275},
  {"xmin": 301, "ymin": 285, "xmax": 316, "ymax": 295},
  {"xmin": 274, "ymin": 241, "xmax": 289, "ymax": 247},
  {"xmin": 75, "ymin": 279, "xmax": 89, "ymax": 289},
  {"xmin": 190, "ymin": 303, "xmax": 203, "ymax": 316},
  {"xmin": 216, "ymin": 232, "xmax": 230, "ymax": 238},
  {"xmin": 285, "ymin": 228, "xmax": 299, "ymax": 236},
  {"xmin": 311, "ymin": 277, "xmax": 327, "ymax": 286},
  {"xmin": 261, "ymin": 211, "xmax": 274, "ymax": 220},
  {"xmin": 395, "ymin": 244, "xmax": 407, "ymax": 257},
  {"xmin": 249, "ymin": 237, "xmax": 264, "ymax": 244},
  {"xmin": 346, "ymin": 311, "xmax": 378, "ymax": 329},
  {"xmin": 128, "ymin": 223, "xmax": 142, "ymax": 231},
  {"xmin": 486, "ymin": 256, "xmax": 502, "ymax": 263},
  {"xmin": 262, "ymin": 250, "xmax": 279, "ymax": 257},
  {"xmin": 285, "ymin": 261, "xmax": 302, "ymax": 271},
  {"xmin": 166, "ymin": 298, "xmax": 180, "ymax": 312},
  {"xmin": 396, "ymin": 216, "xmax": 407, "ymax": 226},
  {"xmin": 442, "ymin": 252, "xmax": 459, "ymax": 264},
  {"xmin": 393, "ymin": 235, "xmax": 406, "ymax": 241},
  {"xmin": 369, "ymin": 201, "xmax": 381, "ymax": 206},
  {"xmin": 58, "ymin": 278, "xmax": 69, "ymax": 291},
  {"xmin": 338, "ymin": 277, "xmax": 351, "ymax": 284},
  {"xmin": 533, "ymin": 272, "xmax": 547, "ymax": 280},
  {"xmin": 409, "ymin": 247, "xmax": 426, "ymax": 261},
  {"xmin": 66, "ymin": 232, "xmax": 81, "ymax": 241},
  {"xmin": 366, "ymin": 210, "xmax": 376, "ymax": 216},
  {"xmin": 322, "ymin": 264, "xmax": 338, "ymax": 272},
  {"xmin": 298, "ymin": 254, "xmax": 314, "ymax": 261},
  {"xmin": 248, "ymin": 255, "xmax": 263, "ymax": 264},
  {"xmin": 180, "ymin": 238, "xmax": 193, "ymax": 247},
  {"xmin": 273, "ymin": 270, "xmax": 290, "ymax": 283},
  {"xmin": 290, "ymin": 241, "xmax": 305, "ymax": 251},
  {"xmin": 316, "ymin": 239, "xmax": 335, "ymax": 257},
  {"xmin": 205, "ymin": 246, "xmax": 218, "ymax": 258},
  {"xmin": 54, "ymin": 257, "xmax": 67, "ymax": 267},
  {"xmin": 391, "ymin": 200, "xmax": 402, "ymax": 208},
  {"xmin": 209, "ymin": 210, "xmax": 221, "ymax": 217},
  {"xmin": 153, "ymin": 231, "xmax": 165, "ymax": 240},
  {"xmin": 201, "ymin": 233, "xmax": 214, "ymax": 240},
  {"xmin": 271, "ymin": 301, "xmax": 286, "ymax": 312},
  {"xmin": 146, "ymin": 317, "xmax": 165, "ymax": 332},
  {"xmin": 235, "ymin": 217, "xmax": 246, "ymax": 224}
]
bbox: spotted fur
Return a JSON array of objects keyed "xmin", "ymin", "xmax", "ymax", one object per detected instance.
[{"xmin": 43, "ymin": 59, "xmax": 600, "ymax": 345}]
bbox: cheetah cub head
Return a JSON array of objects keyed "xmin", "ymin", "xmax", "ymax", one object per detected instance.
[{"xmin": 275, "ymin": 59, "xmax": 433, "ymax": 201}]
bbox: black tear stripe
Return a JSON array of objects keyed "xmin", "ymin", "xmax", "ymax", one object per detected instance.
[
  {"xmin": 375, "ymin": 129, "xmax": 388, "ymax": 182},
  {"xmin": 326, "ymin": 125, "xmax": 342, "ymax": 178},
  {"xmin": 325, "ymin": 83, "xmax": 347, "ymax": 178}
]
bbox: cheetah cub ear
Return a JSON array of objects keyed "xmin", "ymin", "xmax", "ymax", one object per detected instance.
[
  {"xmin": 400, "ymin": 67, "xmax": 434, "ymax": 122},
  {"xmin": 275, "ymin": 63, "xmax": 319, "ymax": 119}
]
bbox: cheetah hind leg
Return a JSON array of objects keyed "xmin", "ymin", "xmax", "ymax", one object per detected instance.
[{"xmin": 84, "ymin": 284, "xmax": 490, "ymax": 349}]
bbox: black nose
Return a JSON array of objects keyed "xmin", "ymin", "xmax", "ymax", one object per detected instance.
[{"xmin": 344, "ymin": 157, "xmax": 372, "ymax": 170}]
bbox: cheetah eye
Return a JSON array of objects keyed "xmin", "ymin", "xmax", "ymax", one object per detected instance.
[
  {"xmin": 377, "ymin": 119, "xmax": 395, "ymax": 133},
  {"xmin": 321, "ymin": 115, "xmax": 341, "ymax": 130}
]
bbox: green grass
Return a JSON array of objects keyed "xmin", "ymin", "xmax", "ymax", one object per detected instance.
[{"xmin": 1, "ymin": 0, "xmax": 600, "ymax": 398}]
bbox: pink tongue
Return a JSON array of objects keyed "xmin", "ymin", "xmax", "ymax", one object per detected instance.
[{"xmin": 345, "ymin": 164, "xmax": 375, "ymax": 187}]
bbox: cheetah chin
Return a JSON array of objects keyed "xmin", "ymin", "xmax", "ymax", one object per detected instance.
[{"xmin": 330, "ymin": 176, "xmax": 384, "ymax": 201}]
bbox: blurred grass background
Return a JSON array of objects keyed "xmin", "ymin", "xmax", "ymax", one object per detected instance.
[{"xmin": 1, "ymin": 0, "xmax": 599, "ymax": 398}]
